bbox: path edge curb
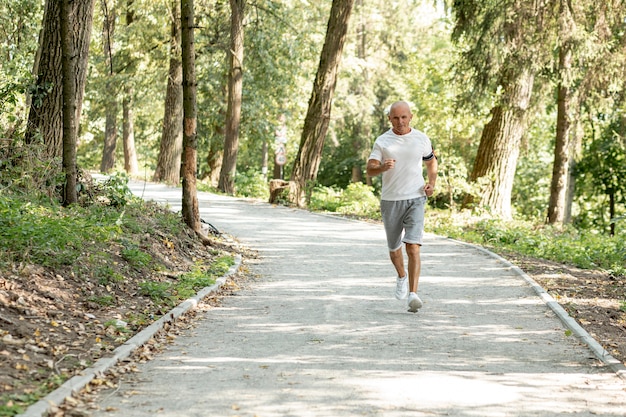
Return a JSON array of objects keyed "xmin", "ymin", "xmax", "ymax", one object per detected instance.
[
  {"xmin": 447, "ymin": 237, "xmax": 626, "ymax": 380},
  {"xmin": 18, "ymin": 254, "xmax": 243, "ymax": 417}
]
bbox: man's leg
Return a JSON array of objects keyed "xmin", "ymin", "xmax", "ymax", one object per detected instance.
[
  {"xmin": 389, "ymin": 247, "xmax": 406, "ymax": 278},
  {"xmin": 406, "ymin": 243, "xmax": 421, "ymax": 293},
  {"xmin": 390, "ymin": 247, "xmax": 409, "ymax": 300}
]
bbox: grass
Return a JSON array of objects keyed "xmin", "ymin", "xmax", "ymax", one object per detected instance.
[
  {"xmin": 305, "ymin": 185, "xmax": 625, "ymax": 277},
  {"xmin": 0, "ymin": 177, "xmax": 236, "ymax": 416},
  {"xmin": 426, "ymin": 209, "xmax": 626, "ymax": 277}
]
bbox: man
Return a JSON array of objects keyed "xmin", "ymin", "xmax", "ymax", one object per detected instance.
[{"xmin": 366, "ymin": 101, "xmax": 438, "ymax": 313}]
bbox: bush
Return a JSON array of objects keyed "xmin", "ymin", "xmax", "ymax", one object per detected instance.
[
  {"xmin": 309, "ymin": 185, "xmax": 342, "ymax": 212},
  {"xmin": 426, "ymin": 210, "xmax": 626, "ymax": 276},
  {"xmin": 235, "ymin": 169, "xmax": 270, "ymax": 200},
  {"xmin": 309, "ymin": 183, "xmax": 381, "ymax": 219},
  {"xmin": 336, "ymin": 183, "xmax": 380, "ymax": 219}
]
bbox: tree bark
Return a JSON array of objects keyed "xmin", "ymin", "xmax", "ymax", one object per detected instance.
[
  {"xmin": 25, "ymin": 0, "xmax": 94, "ymax": 159},
  {"xmin": 60, "ymin": 0, "xmax": 78, "ymax": 205},
  {"xmin": 468, "ymin": 69, "xmax": 534, "ymax": 219},
  {"xmin": 123, "ymin": 86, "xmax": 139, "ymax": 175},
  {"xmin": 153, "ymin": 0, "xmax": 183, "ymax": 185},
  {"xmin": 290, "ymin": 0, "xmax": 355, "ymax": 206},
  {"xmin": 548, "ymin": 0, "xmax": 577, "ymax": 225},
  {"xmin": 99, "ymin": 0, "xmax": 117, "ymax": 173},
  {"xmin": 181, "ymin": 0, "xmax": 200, "ymax": 231},
  {"xmin": 218, "ymin": 0, "xmax": 245, "ymax": 194},
  {"xmin": 122, "ymin": 2, "xmax": 138, "ymax": 176}
]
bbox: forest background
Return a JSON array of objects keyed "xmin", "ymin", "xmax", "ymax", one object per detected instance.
[
  {"xmin": 3, "ymin": 0, "xmax": 625, "ymax": 254},
  {"xmin": 1, "ymin": 0, "xmax": 626, "ymax": 414}
]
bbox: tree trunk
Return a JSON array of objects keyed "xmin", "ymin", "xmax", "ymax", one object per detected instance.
[
  {"xmin": 564, "ymin": 119, "xmax": 583, "ymax": 223},
  {"xmin": 548, "ymin": 0, "xmax": 576, "ymax": 225},
  {"xmin": 99, "ymin": 0, "xmax": 117, "ymax": 173},
  {"xmin": 261, "ymin": 138, "xmax": 269, "ymax": 177},
  {"xmin": 121, "ymin": 1, "xmax": 138, "ymax": 176},
  {"xmin": 60, "ymin": 0, "xmax": 78, "ymax": 205},
  {"xmin": 351, "ymin": 0, "xmax": 367, "ymax": 185},
  {"xmin": 123, "ymin": 86, "xmax": 139, "ymax": 175},
  {"xmin": 25, "ymin": 0, "xmax": 94, "ymax": 159},
  {"xmin": 218, "ymin": 0, "xmax": 245, "ymax": 195},
  {"xmin": 181, "ymin": 0, "xmax": 200, "ymax": 231},
  {"xmin": 153, "ymin": 0, "xmax": 183, "ymax": 185},
  {"xmin": 290, "ymin": 0, "xmax": 355, "ymax": 206},
  {"xmin": 207, "ymin": 146, "xmax": 223, "ymax": 186},
  {"xmin": 468, "ymin": 69, "xmax": 534, "ymax": 219}
]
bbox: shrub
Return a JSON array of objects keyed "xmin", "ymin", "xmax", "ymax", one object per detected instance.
[
  {"xmin": 336, "ymin": 182, "xmax": 380, "ymax": 219},
  {"xmin": 309, "ymin": 185, "xmax": 342, "ymax": 212},
  {"xmin": 235, "ymin": 169, "xmax": 270, "ymax": 200}
]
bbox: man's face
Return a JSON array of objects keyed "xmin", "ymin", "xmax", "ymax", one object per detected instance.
[{"xmin": 388, "ymin": 105, "xmax": 412, "ymax": 135}]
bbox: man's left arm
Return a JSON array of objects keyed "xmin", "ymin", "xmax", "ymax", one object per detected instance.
[{"xmin": 423, "ymin": 154, "xmax": 438, "ymax": 197}]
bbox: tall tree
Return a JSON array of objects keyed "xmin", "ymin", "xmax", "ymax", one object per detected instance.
[
  {"xmin": 547, "ymin": 0, "xmax": 578, "ymax": 225},
  {"xmin": 99, "ymin": 0, "xmax": 118, "ymax": 173},
  {"xmin": 468, "ymin": 69, "xmax": 534, "ymax": 218},
  {"xmin": 453, "ymin": 1, "xmax": 547, "ymax": 218},
  {"xmin": 60, "ymin": 0, "xmax": 78, "ymax": 205},
  {"xmin": 181, "ymin": 0, "xmax": 200, "ymax": 231},
  {"xmin": 290, "ymin": 0, "xmax": 355, "ymax": 206},
  {"xmin": 218, "ymin": 0, "xmax": 245, "ymax": 194},
  {"xmin": 25, "ymin": 0, "xmax": 94, "ymax": 159},
  {"xmin": 122, "ymin": 0, "xmax": 138, "ymax": 175},
  {"xmin": 153, "ymin": 0, "xmax": 183, "ymax": 185},
  {"xmin": 122, "ymin": 87, "xmax": 138, "ymax": 174}
]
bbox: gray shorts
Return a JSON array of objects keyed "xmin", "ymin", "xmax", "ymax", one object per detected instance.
[{"xmin": 380, "ymin": 197, "xmax": 427, "ymax": 251}]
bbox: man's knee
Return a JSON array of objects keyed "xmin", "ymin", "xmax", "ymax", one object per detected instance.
[{"xmin": 405, "ymin": 243, "xmax": 421, "ymax": 255}]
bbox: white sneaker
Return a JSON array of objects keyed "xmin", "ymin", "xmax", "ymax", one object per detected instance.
[
  {"xmin": 407, "ymin": 292, "xmax": 423, "ymax": 313},
  {"xmin": 395, "ymin": 276, "xmax": 408, "ymax": 300}
]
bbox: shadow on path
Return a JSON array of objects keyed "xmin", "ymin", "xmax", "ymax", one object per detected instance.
[{"xmin": 82, "ymin": 181, "xmax": 626, "ymax": 417}]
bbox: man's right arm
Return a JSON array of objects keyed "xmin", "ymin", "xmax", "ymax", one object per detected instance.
[
  {"xmin": 366, "ymin": 159, "xmax": 383, "ymax": 177},
  {"xmin": 367, "ymin": 158, "xmax": 395, "ymax": 176}
]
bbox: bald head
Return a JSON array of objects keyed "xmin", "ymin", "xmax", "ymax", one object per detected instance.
[
  {"xmin": 389, "ymin": 101, "xmax": 411, "ymax": 115},
  {"xmin": 388, "ymin": 101, "xmax": 413, "ymax": 135}
]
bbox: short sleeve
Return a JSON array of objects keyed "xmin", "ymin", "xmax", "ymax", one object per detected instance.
[
  {"xmin": 422, "ymin": 135, "xmax": 435, "ymax": 161},
  {"xmin": 368, "ymin": 140, "xmax": 383, "ymax": 162}
]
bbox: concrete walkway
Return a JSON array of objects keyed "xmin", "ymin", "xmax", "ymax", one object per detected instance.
[{"xmin": 87, "ymin": 181, "xmax": 626, "ymax": 416}]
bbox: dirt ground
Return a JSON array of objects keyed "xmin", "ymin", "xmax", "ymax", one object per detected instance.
[
  {"xmin": 0, "ymin": 207, "xmax": 248, "ymax": 415},
  {"xmin": 1, "ymin": 234, "xmax": 624, "ymax": 414},
  {"xmin": 500, "ymin": 249, "xmax": 626, "ymax": 362}
]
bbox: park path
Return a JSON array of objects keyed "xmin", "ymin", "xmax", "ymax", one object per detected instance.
[{"xmin": 86, "ymin": 180, "xmax": 626, "ymax": 417}]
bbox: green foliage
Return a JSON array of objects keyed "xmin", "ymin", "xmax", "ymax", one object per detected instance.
[
  {"xmin": 310, "ymin": 183, "xmax": 381, "ymax": 219},
  {"xmin": 94, "ymin": 265, "xmax": 125, "ymax": 285},
  {"xmin": 309, "ymin": 186, "xmax": 343, "ymax": 212},
  {"xmin": 121, "ymin": 244, "xmax": 153, "ymax": 269},
  {"xmin": 87, "ymin": 295, "xmax": 115, "ymax": 306},
  {"xmin": 176, "ymin": 269, "xmax": 214, "ymax": 299},
  {"xmin": 98, "ymin": 172, "xmax": 136, "ymax": 207},
  {"xmin": 139, "ymin": 255, "xmax": 233, "ymax": 303},
  {"xmin": 0, "ymin": 373, "xmax": 66, "ymax": 417},
  {"xmin": 235, "ymin": 169, "xmax": 270, "ymax": 200},
  {"xmin": 0, "ymin": 139, "xmax": 65, "ymax": 197},
  {"xmin": 0, "ymin": 194, "xmax": 118, "ymax": 267},
  {"xmin": 575, "ymin": 125, "xmax": 626, "ymax": 232},
  {"xmin": 139, "ymin": 280, "xmax": 172, "ymax": 301},
  {"xmin": 335, "ymin": 183, "xmax": 380, "ymax": 218},
  {"xmin": 426, "ymin": 210, "xmax": 626, "ymax": 276},
  {"xmin": 205, "ymin": 254, "xmax": 235, "ymax": 277},
  {"xmin": 103, "ymin": 319, "xmax": 131, "ymax": 335}
]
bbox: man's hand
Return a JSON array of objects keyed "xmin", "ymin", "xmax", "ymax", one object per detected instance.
[
  {"xmin": 381, "ymin": 159, "xmax": 396, "ymax": 171},
  {"xmin": 366, "ymin": 158, "xmax": 395, "ymax": 176},
  {"xmin": 424, "ymin": 183, "xmax": 435, "ymax": 197}
]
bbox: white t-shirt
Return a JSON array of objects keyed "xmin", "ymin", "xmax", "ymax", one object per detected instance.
[{"xmin": 368, "ymin": 128, "xmax": 434, "ymax": 201}]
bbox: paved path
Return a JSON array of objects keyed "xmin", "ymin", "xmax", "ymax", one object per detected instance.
[{"xmin": 87, "ymin": 181, "xmax": 626, "ymax": 416}]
